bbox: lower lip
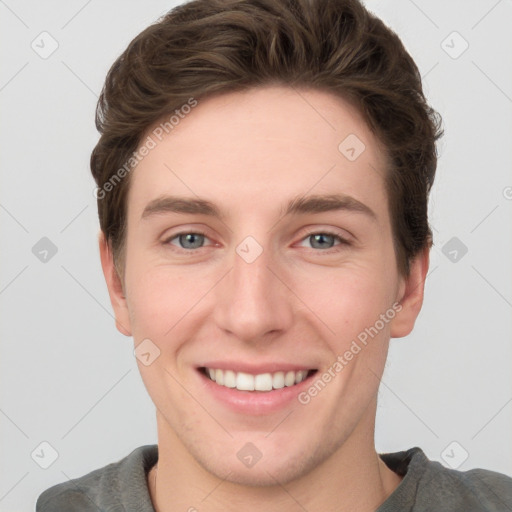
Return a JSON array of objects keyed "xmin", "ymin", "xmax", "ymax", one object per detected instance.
[{"xmin": 197, "ymin": 368, "xmax": 317, "ymax": 415}]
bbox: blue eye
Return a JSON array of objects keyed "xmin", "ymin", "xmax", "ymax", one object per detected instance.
[
  {"xmin": 165, "ymin": 232, "xmax": 209, "ymax": 251},
  {"xmin": 307, "ymin": 233, "xmax": 336, "ymax": 249},
  {"xmin": 299, "ymin": 231, "xmax": 350, "ymax": 252},
  {"xmin": 163, "ymin": 230, "xmax": 350, "ymax": 254}
]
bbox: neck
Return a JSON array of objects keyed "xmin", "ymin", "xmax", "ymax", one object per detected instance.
[{"xmin": 148, "ymin": 403, "xmax": 402, "ymax": 512}]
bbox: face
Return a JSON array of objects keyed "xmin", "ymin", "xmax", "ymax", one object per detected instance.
[{"xmin": 101, "ymin": 86, "xmax": 427, "ymax": 486}]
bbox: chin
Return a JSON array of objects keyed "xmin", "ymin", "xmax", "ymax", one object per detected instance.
[
  {"xmin": 195, "ymin": 444, "xmax": 321, "ymax": 488},
  {"xmin": 207, "ymin": 460, "xmax": 304, "ymax": 487}
]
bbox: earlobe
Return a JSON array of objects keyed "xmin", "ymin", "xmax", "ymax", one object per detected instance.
[
  {"xmin": 98, "ymin": 231, "xmax": 132, "ymax": 337},
  {"xmin": 389, "ymin": 246, "xmax": 430, "ymax": 339}
]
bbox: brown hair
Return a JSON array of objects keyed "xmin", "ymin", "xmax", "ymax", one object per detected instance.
[{"xmin": 91, "ymin": 0, "xmax": 442, "ymax": 277}]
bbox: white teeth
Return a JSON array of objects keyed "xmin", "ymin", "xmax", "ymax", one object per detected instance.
[
  {"xmin": 254, "ymin": 373, "xmax": 273, "ymax": 391},
  {"xmin": 272, "ymin": 371, "xmax": 285, "ymax": 389},
  {"xmin": 295, "ymin": 370, "xmax": 307, "ymax": 384},
  {"xmin": 223, "ymin": 369, "xmax": 236, "ymax": 388},
  {"xmin": 204, "ymin": 368, "xmax": 311, "ymax": 392},
  {"xmin": 236, "ymin": 372, "xmax": 254, "ymax": 391},
  {"xmin": 284, "ymin": 371, "xmax": 296, "ymax": 387}
]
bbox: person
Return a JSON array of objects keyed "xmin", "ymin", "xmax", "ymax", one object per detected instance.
[{"xmin": 36, "ymin": 0, "xmax": 512, "ymax": 510}]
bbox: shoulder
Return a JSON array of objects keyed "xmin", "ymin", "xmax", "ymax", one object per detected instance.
[
  {"xmin": 36, "ymin": 444, "xmax": 158, "ymax": 512},
  {"xmin": 421, "ymin": 460, "xmax": 512, "ymax": 511},
  {"xmin": 380, "ymin": 446, "xmax": 512, "ymax": 512}
]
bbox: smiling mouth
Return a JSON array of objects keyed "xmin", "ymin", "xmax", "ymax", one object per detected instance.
[{"xmin": 199, "ymin": 367, "xmax": 318, "ymax": 392}]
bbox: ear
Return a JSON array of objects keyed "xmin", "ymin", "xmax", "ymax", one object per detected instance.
[
  {"xmin": 389, "ymin": 246, "xmax": 430, "ymax": 338},
  {"xmin": 98, "ymin": 231, "xmax": 132, "ymax": 336}
]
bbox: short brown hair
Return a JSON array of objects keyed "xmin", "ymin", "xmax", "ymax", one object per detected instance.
[{"xmin": 91, "ymin": 0, "xmax": 442, "ymax": 277}]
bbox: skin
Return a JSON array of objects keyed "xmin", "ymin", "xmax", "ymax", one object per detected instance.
[{"xmin": 100, "ymin": 86, "xmax": 429, "ymax": 511}]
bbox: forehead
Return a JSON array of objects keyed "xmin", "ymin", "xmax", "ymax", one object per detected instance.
[{"xmin": 127, "ymin": 86, "xmax": 389, "ymax": 224}]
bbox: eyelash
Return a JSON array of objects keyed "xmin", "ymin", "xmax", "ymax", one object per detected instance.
[{"xmin": 163, "ymin": 230, "xmax": 350, "ymax": 255}]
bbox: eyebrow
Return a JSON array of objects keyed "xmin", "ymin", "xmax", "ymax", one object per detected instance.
[{"xmin": 141, "ymin": 193, "xmax": 377, "ymax": 222}]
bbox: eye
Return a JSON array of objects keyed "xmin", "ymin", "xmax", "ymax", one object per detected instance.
[
  {"xmin": 163, "ymin": 231, "xmax": 212, "ymax": 252},
  {"xmin": 298, "ymin": 230, "xmax": 350, "ymax": 253},
  {"xmin": 162, "ymin": 229, "xmax": 351, "ymax": 254}
]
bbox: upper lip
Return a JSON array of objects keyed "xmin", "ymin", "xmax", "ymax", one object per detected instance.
[{"xmin": 198, "ymin": 361, "xmax": 316, "ymax": 374}]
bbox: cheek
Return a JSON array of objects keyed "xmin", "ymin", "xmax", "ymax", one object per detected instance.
[
  {"xmin": 295, "ymin": 263, "xmax": 397, "ymax": 349},
  {"xmin": 315, "ymin": 260, "xmax": 394, "ymax": 306},
  {"xmin": 125, "ymin": 231, "xmax": 399, "ymax": 343},
  {"xmin": 125, "ymin": 264, "xmax": 216, "ymax": 338}
]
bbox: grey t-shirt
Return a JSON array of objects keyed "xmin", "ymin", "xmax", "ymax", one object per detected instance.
[{"xmin": 36, "ymin": 445, "xmax": 512, "ymax": 511}]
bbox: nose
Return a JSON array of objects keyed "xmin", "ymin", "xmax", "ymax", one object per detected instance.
[{"xmin": 212, "ymin": 238, "xmax": 294, "ymax": 344}]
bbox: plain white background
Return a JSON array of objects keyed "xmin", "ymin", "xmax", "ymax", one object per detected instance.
[{"xmin": 1, "ymin": 1, "xmax": 511, "ymax": 510}]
